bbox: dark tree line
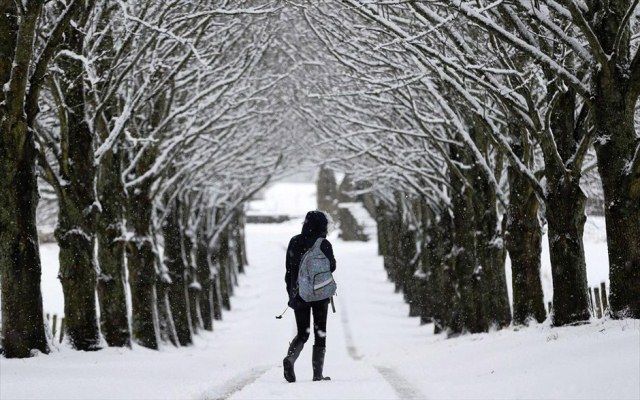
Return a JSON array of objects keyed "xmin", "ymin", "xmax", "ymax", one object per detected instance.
[
  {"xmin": 1, "ymin": 1, "xmax": 282, "ymax": 358},
  {"xmin": 298, "ymin": 0, "xmax": 639, "ymax": 335}
]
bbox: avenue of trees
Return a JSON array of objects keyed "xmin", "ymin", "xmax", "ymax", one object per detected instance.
[
  {"xmin": 0, "ymin": 1, "xmax": 287, "ymax": 358},
  {"xmin": 1, "ymin": 0, "xmax": 639, "ymax": 359},
  {"xmin": 303, "ymin": 0, "xmax": 639, "ymax": 334}
]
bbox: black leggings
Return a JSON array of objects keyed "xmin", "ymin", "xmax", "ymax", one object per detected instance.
[{"xmin": 293, "ymin": 300, "xmax": 329, "ymax": 348}]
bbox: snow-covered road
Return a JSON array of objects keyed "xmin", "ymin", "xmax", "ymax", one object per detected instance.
[
  {"xmin": 1, "ymin": 183, "xmax": 638, "ymax": 399},
  {"xmin": 224, "ymin": 220, "xmax": 639, "ymax": 400},
  {"xmin": 205, "ymin": 221, "xmax": 424, "ymax": 400}
]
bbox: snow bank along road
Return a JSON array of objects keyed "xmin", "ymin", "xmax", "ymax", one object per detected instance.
[{"xmin": 1, "ymin": 217, "xmax": 638, "ymax": 399}]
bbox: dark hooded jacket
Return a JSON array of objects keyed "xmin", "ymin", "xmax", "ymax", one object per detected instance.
[{"xmin": 285, "ymin": 211, "xmax": 336, "ymax": 306}]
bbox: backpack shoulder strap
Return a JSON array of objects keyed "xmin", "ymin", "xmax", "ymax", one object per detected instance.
[{"xmin": 313, "ymin": 238, "xmax": 324, "ymax": 251}]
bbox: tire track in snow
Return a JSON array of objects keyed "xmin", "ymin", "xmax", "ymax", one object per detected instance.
[
  {"xmin": 202, "ymin": 366, "xmax": 270, "ymax": 400},
  {"xmin": 374, "ymin": 366, "xmax": 425, "ymax": 400},
  {"xmin": 339, "ymin": 299, "xmax": 425, "ymax": 399},
  {"xmin": 338, "ymin": 297, "xmax": 363, "ymax": 361}
]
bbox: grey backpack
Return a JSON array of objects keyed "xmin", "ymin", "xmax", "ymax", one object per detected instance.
[{"xmin": 298, "ymin": 238, "xmax": 337, "ymax": 302}]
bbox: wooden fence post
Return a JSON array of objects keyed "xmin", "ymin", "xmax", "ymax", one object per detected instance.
[
  {"xmin": 593, "ymin": 287, "xmax": 603, "ymax": 318},
  {"xmin": 52, "ymin": 314, "xmax": 58, "ymax": 339},
  {"xmin": 59, "ymin": 317, "xmax": 65, "ymax": 343},
  {"xmin": 600, "ymin": 282, "xmax": 609, "ymax": 315}
]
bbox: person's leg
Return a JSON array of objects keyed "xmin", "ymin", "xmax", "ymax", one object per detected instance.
[
  {"xmin": 283, "ymin": 305, "xmax": 311, "ymax": 383},
  {"xmin": 294, "ymin": 306, "xmax": 312, "ymax": 344},
  {"xmin": 311, "ymin": 301, "xmax": 328, "ymax": 347},
  {"xmin": 311, "ymin": 301, "xmax": 330, "ymax": 381}
]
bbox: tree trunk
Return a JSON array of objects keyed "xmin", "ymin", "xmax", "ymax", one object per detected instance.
[
  {"xmin": 182, "ymin": 229, "xmax": 201, "ymax": 334},
  {"xmin": 429, "ymin": 210, "xmax": 454, "ymax": 334},
  {"xmin": 468, "ymin": 124, "xmax": 511, "ymax": 329},
  {"xmin": 593, "ymin": 84, "xmax": 640, "ymax": 319},
  {"xmin": 94, "ymin": 5, "xmax": 130, "ymax": 348},
  {"xmin": 589, "ymin": 0, "xmax": 640, "ymax": 320},
  {"xmin": 472, "ymin": 163, "xmax": 511, "ymax": 327},
  {"xmin": 317, "ymin": 166, "xmax": 338, "ymax": 218},
  {"xmin": 155, "ymin": 274, "xmax": 178, "ymax": 346},
  {"xmin": 126, "ymin": 185, "xmax": 160, "ymax": 349},
  {"xmin": 417, "ymin": 201, "xmax": 435, "ymax": 324},
  {"xmin": 211, "ymin": 270, "xmax": 224, "ymax": 321},
  {"xmin": 397, "ymin": 203, "xmax": 420, "ymax": 317},
  {"xmin": 96, "ymin": 147, "xmax": 130, "ymax": 347},
  {"xmin": 162, "ymin": 202, "xmax": 192, "ymax": 346},
  {"xmin": 0, "ymin": 0, "xmax": 48, "ymax": 359},
  {"xmin": 233, "ymin": 212, "xmax": 247, "ymax": 273},
  {"xmin": 450, "ymin": 145, "xmax": 485, "ymax": 334},
  {"xmin": 594, "ymin": 111, "xmax": 640, "ymax": 319},
  {"xmin": 0, "ymin": 127, "xmax": 48, "ymax": 357},
  {"xmin": 217, "ymin": 228, "xmax": 232, "ymax": 311},
  {"xmin": 382, "ymin": 203, "xmax": 403, "ymax": 292},
  {"xmin": 545, "ymin": 177, "xmax": 591, "ymax": 326},
  {"xmin": 197, "ymin": 234, "xmax": 214, "ymax": 331},
  {"xmin": 542, "ymin": 89, "xmax": 591, "ymax": 326},
  {"xmin": 506, "ymin": 167, "xmax": 546, "ymax": 324},
  {"xmin": 375, "ymin": 202, "xmax": 389, "ymax": 257},
  {"xmin": 55, "ymin": 24, "xmax": 101, "ymax": 351}
]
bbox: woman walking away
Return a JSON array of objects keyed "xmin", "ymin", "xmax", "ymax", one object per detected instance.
[{"xmin": 283, "ymin": 211, "xmax": 336, "ymax": 383}]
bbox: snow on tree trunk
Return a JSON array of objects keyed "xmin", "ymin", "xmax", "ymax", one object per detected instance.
[
  {"xmin": 94, "ymin": 5, "xmax": 130, "ymax": 348},
  {"xmin": 156, "ymin": 285, "xmax": 179, "ymax": 347}
]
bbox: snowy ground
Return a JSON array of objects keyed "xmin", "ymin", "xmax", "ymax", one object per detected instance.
[{"xmin": 1, "ymin": 183, "xmax": 638, "ymax": 399}]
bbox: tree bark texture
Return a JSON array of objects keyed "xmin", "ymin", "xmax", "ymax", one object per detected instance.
[
  {"xmin": 197, "ymin": 229, "xmax": 214, "ymax": 331},
  {"xmin": 94, "ymin": 7, "xmax": 130, "ymax": 348},
  {"xmin": 0, "ymin": 0, "xmax": 49, "ymax": 359},
  {"xmin": 163, "ymin": 202, "xmax": 192, "ymax": 346},
  {"xmin": 126, "ymin": 184, "xmax": 160, "ymax": 349},
  {"xmin": 506, "ymin": 167, "xmax": 546, "ymax": 324},
  {"xmin": 590, "ymin": 12, "xmax": 640, "ymax": 316},
  {"xmin": 96, "ymin": 146, "xmax": 130, "ymax": 347},
  {"xmin": 156, "ymin": 286, "xmax": 179, "ymax": 346},
  {"xmin": 181, "ymin": 226, "xmax": 201, "ymax": 334},
  {"xmin": 450, "ymin": 145, "xmax": 485, "ymax": 334},
  {"xmin": 55, "ymin": 23, "xmax": 101, "ymax": 351},
  {"xmin": 543, "ymin": 90, "xmax": 591, "ymax": 326},
  {"xmin": 545, "ymin": 178, "xmax": 591, "ymax": 326},
  {"xmin": 217, "ymin": 228, "xmax": 232, "ymax": 311}
]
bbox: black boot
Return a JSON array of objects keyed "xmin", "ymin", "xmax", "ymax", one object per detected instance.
[
  {"xmin": 312, "ymin": 345, "xmax": 331, "ymax": 381},
  {"xmin": 283, "ymin": 337, "xmax": 305, "ymax": 383}
]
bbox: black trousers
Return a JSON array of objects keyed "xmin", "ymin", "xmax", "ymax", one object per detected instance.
[{"xmin": 293, "ymin": 300, "xmax": 329, "ymax": 348}]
